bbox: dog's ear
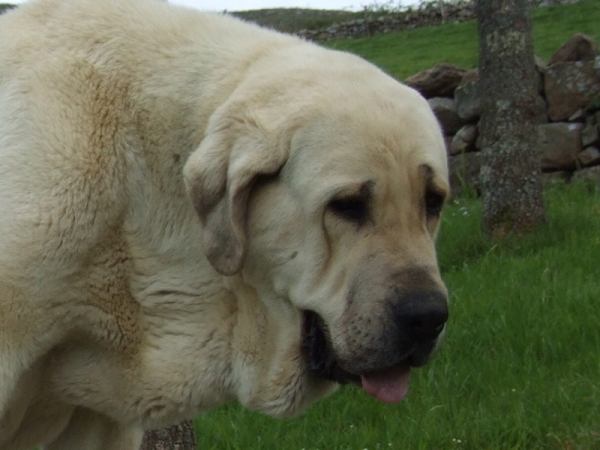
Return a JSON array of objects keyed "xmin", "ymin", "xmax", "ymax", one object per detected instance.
[{"xmin": 183, "ymin": 112, "xmax": 289, "ymax": 276}]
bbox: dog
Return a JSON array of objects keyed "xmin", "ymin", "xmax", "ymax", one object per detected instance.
[{"xmin": 0, "ymin": 0, "xmax": 450, "ymax": 448}]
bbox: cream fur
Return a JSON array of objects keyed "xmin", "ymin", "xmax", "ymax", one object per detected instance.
[{"xmin": 0, "ymin": 0, "xmax": 450, "ymax": 448}]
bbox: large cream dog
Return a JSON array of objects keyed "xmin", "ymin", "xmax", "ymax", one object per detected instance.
[{"xmin": 0, "ymin": 0, "xmax": 450, "ymax": 448}]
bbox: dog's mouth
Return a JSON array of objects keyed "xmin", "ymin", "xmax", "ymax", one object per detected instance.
[
  {"xmin": 302, "ymin": 310, "xmax": 361, "ymax": 385},
  {"xmin": 302, "ymin": 310, "xmax": 414, "ymax": 404}
]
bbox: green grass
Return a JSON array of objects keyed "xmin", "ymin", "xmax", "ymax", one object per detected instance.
[
  {"xmin": 195, "ymin": 182, "xmax": 600, "ymax": 449},
  {"xmin": 325, "ymin": 0, "xmax": 600, "ymax": 80},
  {"xmin": 327, "ymin": 19, "xmax": 480, "ymax": 81}
]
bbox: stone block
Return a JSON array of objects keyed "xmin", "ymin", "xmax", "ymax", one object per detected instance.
[
  {"xmin": 538, "ymin": 123, "xmax": 582, "ymax": 171},
  {"xmin": 544, "ymin": 60, "xmax": 600, "ymax": 122},
  {"xmin": 428, "ymin": 97, "xmax": 468, "ymax": 136},
  {"xmin": 577, "ymin": 146, "xmax": 600, "ymax": 167},
  {"xmin": 449, "ymin": 124, "xmax": 478, "ymax": 155}
]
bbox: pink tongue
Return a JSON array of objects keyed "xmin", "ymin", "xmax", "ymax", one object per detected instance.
[{"xmin": 360, "ymin": 364, "xmax": 412, "ymax": 404}]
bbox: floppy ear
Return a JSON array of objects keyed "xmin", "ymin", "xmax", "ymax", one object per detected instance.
[{"xmin": 183, "ymin": 112, "xmax": 289, "ymax": 276}]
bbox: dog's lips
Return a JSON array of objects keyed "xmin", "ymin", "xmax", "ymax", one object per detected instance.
[
  {"xmin": 302, "ymin": 310, "xmax": 416, "ymax": 403},
  {"xmin": 360, "ymin": 363, "xmax": 412, "ymax": 404},
  {"xmin": 302, "ymin": 310, "xmax": 360, "ymax": 385}
]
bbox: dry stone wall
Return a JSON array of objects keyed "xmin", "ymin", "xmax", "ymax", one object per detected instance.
[
  {"xmin": 404, "ymin": 33, "xmax": 600, "ymax": 193},
  {"xmin": 296, "ymin": 0, "xmax": 580, "ymax": 42},
  {"xmin": 298, "ymin": 2, "xmax": 476, "ymax": 41}
]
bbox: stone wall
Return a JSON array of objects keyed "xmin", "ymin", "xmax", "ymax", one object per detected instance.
[
  {"xmin": 298, "ymin": 2, "xmax": 475, "ymax": 41},
  {"xmin": 403, "ymin": 34, "xmax": 600, "ymax": 193},
  {"xmin": 297, "ymin": 0, "xmax": 580, "ymax": 42}
]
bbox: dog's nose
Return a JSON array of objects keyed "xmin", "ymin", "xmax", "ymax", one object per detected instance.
[{"xmin": 392, "ymin": 290, "xmax": 448, "ymax": 342}]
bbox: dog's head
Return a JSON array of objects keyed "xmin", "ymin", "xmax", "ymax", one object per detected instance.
[{"xmin": 184, "ymin": 49, "xmax": 449, "ymax": 413}]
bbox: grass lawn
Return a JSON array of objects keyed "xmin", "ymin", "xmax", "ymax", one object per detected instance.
[
  {"xmin": 325, "ymin": 0, "xmax": 600, "ymax": 80},
  {"xmin": 195, "ymin": 182, "xmax": 600, "ymax": 449}
]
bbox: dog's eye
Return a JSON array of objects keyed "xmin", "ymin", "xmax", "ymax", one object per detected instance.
[
  {"xmin": 425, "ymin": 190, "xmax": 444, "ymax": 218},
  {"xmin": 328, "ymin": 196, "xmax": 369, "ymax": 225}
]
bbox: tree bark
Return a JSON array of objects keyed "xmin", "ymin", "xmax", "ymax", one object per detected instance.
[
  {"xmin": 476, "ymin": 0, "xmax": 545, "ymax": 237},
  {"xmin": 140, "ymin": 421, "xmax": 197, "ymax": 450}
]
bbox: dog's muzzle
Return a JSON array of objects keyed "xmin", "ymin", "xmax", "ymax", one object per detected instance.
[{"xmin": 302, "ymin": 289, "xmax": 448, "ymax": 404}]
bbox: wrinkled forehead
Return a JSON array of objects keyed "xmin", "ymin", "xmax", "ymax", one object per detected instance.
[{"xmin": 285, "ymin": 96, "xmax": 449, "ymax": 201}]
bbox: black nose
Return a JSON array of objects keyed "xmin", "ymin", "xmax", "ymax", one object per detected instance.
[{"xmin": 392, "ymin": 290, "xmax": 449, "ymax": 342}]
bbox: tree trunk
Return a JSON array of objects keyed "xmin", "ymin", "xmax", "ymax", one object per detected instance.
[
  {"xmin": 140, "ymin": 421, "xmax": 197, "ymax": 450},
  {"xmin": 476, "ymin": 0, "xmax": 545, "ymax": 237}
]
